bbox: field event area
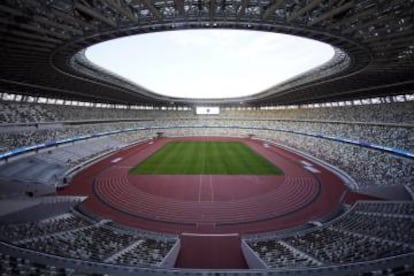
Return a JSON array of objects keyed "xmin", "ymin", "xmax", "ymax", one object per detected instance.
[{"xmin": 129, "ymin": 141, "xmax": 283, "ymax": 175}]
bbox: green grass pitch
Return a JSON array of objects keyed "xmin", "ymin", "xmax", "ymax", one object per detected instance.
[{"xmin": 129, "ymin": 141, "xmax": 283, "ymax": 175}]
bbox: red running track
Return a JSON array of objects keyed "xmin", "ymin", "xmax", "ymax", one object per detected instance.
[{"xmin": 59, "ymin": 137, "xmax": 347, "ymax": 234}]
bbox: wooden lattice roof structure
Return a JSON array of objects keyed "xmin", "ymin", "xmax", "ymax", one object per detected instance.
[{"xmin": 0, "ymin": 0, "xmax": 413, "ymax": 106}]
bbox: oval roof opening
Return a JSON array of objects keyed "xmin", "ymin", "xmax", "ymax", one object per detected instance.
[{"xmin": 85, "ymin": 29, "xmax": 335, "ymax": 99}]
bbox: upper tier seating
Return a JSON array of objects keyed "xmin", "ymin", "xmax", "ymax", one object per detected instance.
[{"xmin": 1, "ymin": 100, "xmax": 413, "ymax": 124}]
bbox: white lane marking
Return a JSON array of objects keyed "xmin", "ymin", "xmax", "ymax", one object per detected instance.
[
  {"xmin": 300, "ymin": 160, "xmax": 320, "ymax": 173},
  {"xmin": 111, "ymin": 157, "xmax": 123, "ymax": 163},
  {"xmin": 305, "ymin": 166, "xmax": 320, "ymax": 173},
  {"xmin": 300, "ymin": 160, "xmax": 313, "ymax": 167}
]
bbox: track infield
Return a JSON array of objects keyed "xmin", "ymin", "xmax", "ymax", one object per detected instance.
[
  {"xmin": 60, "ymin": 137, "xmax": 348, "ymax": 234},
  {"xmin": 129, "ymin": 141, "xmax": 283, "ymax": 175}
]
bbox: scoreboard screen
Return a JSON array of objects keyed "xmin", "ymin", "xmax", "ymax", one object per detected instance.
[{"xmin": 196, "ymin": 106, "xmax": 220, "ymax": 115}]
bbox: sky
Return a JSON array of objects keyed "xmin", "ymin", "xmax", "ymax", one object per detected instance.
[{"xmin": 85, "ymin": 30, "xmax": 335, "ymax": 99}]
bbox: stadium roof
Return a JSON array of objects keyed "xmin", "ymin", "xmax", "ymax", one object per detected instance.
[{"xmin": 0, "ymin": 0, "xmax": 413, "ymax": 106}]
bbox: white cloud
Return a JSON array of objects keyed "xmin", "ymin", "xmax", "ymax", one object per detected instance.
[{"xmin": 86, "ymin": 30, "xmax": 334, "ymax": 99}]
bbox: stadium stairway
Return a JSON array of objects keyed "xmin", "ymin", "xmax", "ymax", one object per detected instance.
[{"xmin": 175, "ymin": 233, "xmax": 248, "ymax": 269}]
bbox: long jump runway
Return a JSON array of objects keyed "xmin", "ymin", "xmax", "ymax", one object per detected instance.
[{"xmin": 59, "ymin": 137, "xmax": 347, "ymax": 234}]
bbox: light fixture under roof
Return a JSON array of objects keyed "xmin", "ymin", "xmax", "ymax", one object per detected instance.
[{"xmin": 50, "ymin": 0, "xmax": 73, "ymax": 11}]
